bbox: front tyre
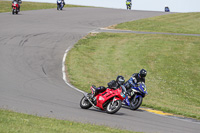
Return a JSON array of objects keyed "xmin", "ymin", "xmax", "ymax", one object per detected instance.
[
  {"xmin": 106, "ymin": 100, "xmax": 122, "ymax": 114},
  {"xmin": 80, "ymin": 96, "xmax": 92, "ymax": 109},
  {"xmin": 130, "ymin": 96, "xmax": 143, "ymax": 110}
]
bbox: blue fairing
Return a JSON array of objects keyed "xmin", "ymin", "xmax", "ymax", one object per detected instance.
[
  {"xmin": 124, "ymin": 96, "xmax": 130, "ymax": 106},
  {"xmin": 123, "ymin": 82, "xmax": 147, "ymax": 107}
]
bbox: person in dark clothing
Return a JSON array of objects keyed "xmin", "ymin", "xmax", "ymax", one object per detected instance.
[
  {"xmin": 62, "ymin": 0, "xmax": 65, "ymax": 7},
  {"xmin": 165, "ymin": 5, "xmax": 170, "ymax": 12},
  {"xmin": 57, "ymin": 0, "xmax": 65, "ymax": 8},
  {"xmin": 90, "ymin": 75, "xmax": 125, "ymax": 99},
  {"xmin": 124, "ymin": 69, "xmax": 147, "ymax": 96}
]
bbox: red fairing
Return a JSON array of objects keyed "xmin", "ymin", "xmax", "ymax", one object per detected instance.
[
  {"xmin": 95, "ymin": 87, "xmax": 124, "ymax": 110},
  {"xmin": 80, "ymin": 85, "xmax": 126, "ymax": 114},
  {"xmin": 12, "ymin": 3, "xmax": 19, "ymax": 9}
]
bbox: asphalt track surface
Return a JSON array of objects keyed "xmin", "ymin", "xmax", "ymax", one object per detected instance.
[{"xmin": 0, "ymin": 7, "xmax": 199, "ymax": 133}]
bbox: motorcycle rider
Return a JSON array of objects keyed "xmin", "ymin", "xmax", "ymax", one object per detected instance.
[
  {"xmin": 12, "ymin": 0, "xmax": 22, "ymax": 11},
  {"xmin": 124, "ymin": 69, "xmax": 147, "ymax": 96},
  {"xmin": 90, "ymin": 75, "xmax": 125, "ymax": 100},
  {"xmin": 62, "ymin": 0, "xmax": 65, "ymax": 7},
  {"xmin": 165, "ymin": 5, "xmax": 170, "ymax": 12},
  {"xmin": 57, "ymin": 0, "xmax": 65, "ymax": 8},
  {"xmin": 126, "ymin": 0, "xmax": 132, "ymax": 10}
]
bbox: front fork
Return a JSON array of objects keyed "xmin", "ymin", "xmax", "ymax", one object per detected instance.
[
  {"xmin": 111, "ymin": 96, "xmax": 116, "ymax": 105},
  {"xmin": 83, "ymin": 93, "xmax": 99, "ymax": 109},
  {"xmin": 125, "ymin": 96, "xmax": 130, "ymax": 106},
  {"xmin": 132, "ymin": 94, "xmax": 137, "ymax": 104},
  {"xmin": 110, "ymin": 96, "xmax": 119, "ymax": 110},
  {"xmin": 124, "ymin": 94, "xmax": 137, "ymax": 106}
]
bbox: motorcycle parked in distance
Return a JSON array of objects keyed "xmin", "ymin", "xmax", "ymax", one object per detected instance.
[
  {"xmin": 80, "ymin": 85, "xmax": 126, "ymax": 114},
  {"xmin": 57, "ymin": 0, "xmax": 64, "ymax": 10},
  {"xmin": 12, "ymin": 1, "xmax": 19, "ymax": 15},
  {"xmin": 123, "ymin": 82, "xmax": 148, "ymax": 110}
]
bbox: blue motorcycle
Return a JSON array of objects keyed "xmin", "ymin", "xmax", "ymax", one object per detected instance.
[{"xmin": 123, "ymin": 82, "xmax": 147, "ymax": 110}]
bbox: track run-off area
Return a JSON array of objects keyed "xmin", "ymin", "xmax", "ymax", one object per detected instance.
[{"xmin": 0, "ymin": 7, "xmax": 199, "ymax": 133}]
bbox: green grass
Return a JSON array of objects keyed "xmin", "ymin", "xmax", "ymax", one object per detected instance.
[
  {"xmin": 0, "ymin": 0, "xmax": 85, "ymax": 13},
  {"xmin": 66, "ymin": 32, "xmax": 200, "ymax": 119},
  {"xmin": 0, "ymin": 2, "xmax": 199, "ymax": 131},
  {"xmin": 115, "ymin": 13, "xmax": 200, "ymax": 34},
  {"xmin": 0, "ymin": 109, "xmax": 138, "ymax": 133}
]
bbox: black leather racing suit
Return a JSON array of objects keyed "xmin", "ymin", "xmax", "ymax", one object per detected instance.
[{"xmin": 124, "ymin": 73, "xmax": 145, "ymax": 91}]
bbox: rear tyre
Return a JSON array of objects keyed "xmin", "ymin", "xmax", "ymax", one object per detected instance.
[
  {"xmin": 80, "ymin": 96, "xmax": 92, "ymax": 109},
  {"xmin": 130, "ymin": 97, "xmax": 143, "ymax": 110},
  {"xmin": 106, "ymin": 100, "xmax": 122, "ymax": 114}
]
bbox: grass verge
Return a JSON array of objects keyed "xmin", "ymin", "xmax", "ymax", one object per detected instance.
[
  {"xmin": 66, "ymin": 32, "xmax": 200, "ymax": 119},
  {"xmin": 115, "ymin": 12, "xmax": 200, "ymax": 34},
  {"xmin": 0, "ymin": 109, "xmax": 138, "ymax": 133},
  {"xmin": 0, "ymin": 0, "xmax": 85, "ymax": 13}
]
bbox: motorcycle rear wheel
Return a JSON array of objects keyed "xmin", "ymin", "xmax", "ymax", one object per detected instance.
[
  {"xmin": 80, "ymin": 96, "xmax": 92, "ymax": 109},
  {"xmin": 130, "ymin": 97, "xmax": 143, "ymax": 110},
  {"xmin": 106, "ymin": 100, "xmax": 122, "ymax": 114}
]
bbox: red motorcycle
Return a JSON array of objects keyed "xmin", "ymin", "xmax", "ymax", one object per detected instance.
[
  {"xmin": 80, "ymin": 85, "xmax": 126, "ymax": 114},
  {"xmin": 12, "ymin": 1, "xmax": 19, "ymax": 15}
]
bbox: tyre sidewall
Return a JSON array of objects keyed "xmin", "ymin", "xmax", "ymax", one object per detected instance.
[
  {"xmin": 130, "ymin": 96, "xmax": 143, "ymax": 110},
  {"xmin": 106, "ymin": 100, "xmax": 122, "ymax": 114},
  {"xmin": 80, "ymin": 96, "xmax": 92, "ymax": 109}
]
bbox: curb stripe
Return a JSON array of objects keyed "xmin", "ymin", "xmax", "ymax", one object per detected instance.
[
  {"xmin": 140, "ymin": 108, "xmax": 174, "ymax": 116},
  {"xmin": 62, "ymin": 47, "xmax": 85, "ymax": 94}
]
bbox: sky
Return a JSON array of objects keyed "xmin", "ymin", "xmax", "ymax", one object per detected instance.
[{"xmin": 22, "ymin": 0, "xmax": 200, "ymax": 12}]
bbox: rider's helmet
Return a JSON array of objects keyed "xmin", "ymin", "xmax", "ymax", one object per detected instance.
[
  {"xmin": 139, "ymin": 69, "xmax": 147, "ymax": 78},
  {"xmin": 116, "ymin": 75, "xmax": 125, "ymax": 85}
]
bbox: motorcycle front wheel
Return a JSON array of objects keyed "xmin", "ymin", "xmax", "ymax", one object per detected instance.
[
  {"xmin": 106, "ymin": 100, "xmax": 122, "ymax": 114},
  {"xmin": 130, "ymin": 96, "xmax": 143, "ymax": 110},
  {"xmin": 80, "ymin": 96, "xmax": 92, "ymax": 109}
]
